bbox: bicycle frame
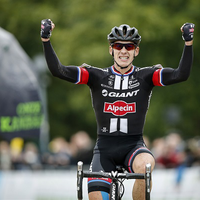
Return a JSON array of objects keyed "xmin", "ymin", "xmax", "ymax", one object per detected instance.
[{"xmin": 77, "ymin": 161, "xmax": 151, "ymax": 200}]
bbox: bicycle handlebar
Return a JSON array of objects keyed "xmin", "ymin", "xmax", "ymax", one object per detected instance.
[
  {"xmin": 77, "ymin": 161, "xmax": 151, "ymax": 200},
  {"xmin": 82, "ymin": 171, "xmax": 145, "ymax": 179}
]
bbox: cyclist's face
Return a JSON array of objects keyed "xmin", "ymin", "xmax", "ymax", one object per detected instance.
[{"xmin": 109, "ymin": 41, "xmax": 139, "ymax": 69}]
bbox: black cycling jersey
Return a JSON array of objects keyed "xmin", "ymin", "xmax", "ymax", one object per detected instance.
[{"xmin": 43, "ymin": 41, "xmax": 193, "ymax": 136}]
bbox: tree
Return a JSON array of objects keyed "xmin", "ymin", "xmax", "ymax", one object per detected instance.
[{"xmin": 0, "ymin": 0, "xmax": 199, "ymax": 141}]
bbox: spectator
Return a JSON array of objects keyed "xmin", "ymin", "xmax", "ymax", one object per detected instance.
[
  {"xmin": 186, "ymin": 137, "xmax": 200, "ymax": 166},
  {"xmin": 69, "ymin": 131, "xmax": 94, "ymax": 165},
  {"xmin": 22, "ymin": 142, "xmax": 42, "ymax": 170},
  {"xmin": 154, "ymin": 133, "xmax": 186, "ymax": 168},
  {"xmin": 10, "ymin": 137, "xmax": 24, "ymax": 170},
  {"xmin": 0, "ymin": 140, "xmax": 11, "ymax": 170},
  {"xmin": 47, "ymin": 137, "xmax": 72, "ymax": 168},
  {"xmin": 151, "ymin": 137, "xmax": 166, "ymax": 163}
]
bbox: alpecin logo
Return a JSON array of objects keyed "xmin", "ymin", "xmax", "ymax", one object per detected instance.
[{"xmin": 104, "ymin": 100, "xmax": 136, "ymax": 116}]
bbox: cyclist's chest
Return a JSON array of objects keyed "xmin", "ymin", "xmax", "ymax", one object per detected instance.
[{"xmin": 90, "ymin": 73, "xmax": 151, "ymax": 109}]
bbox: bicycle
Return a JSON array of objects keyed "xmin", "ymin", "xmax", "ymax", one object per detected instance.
[{"xmin": 77, "ymin": 161, "xmax": 151, "ymax": 200}]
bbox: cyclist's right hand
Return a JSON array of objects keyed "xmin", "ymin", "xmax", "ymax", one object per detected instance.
[{"xmin": 41, "ymin": 19, "xmax": 55, "ymax": 41}]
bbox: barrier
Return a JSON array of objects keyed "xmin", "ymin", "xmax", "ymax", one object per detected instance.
[{"xmin": 0, "ymin": 167, "xmax": 199, "ymax": 200}]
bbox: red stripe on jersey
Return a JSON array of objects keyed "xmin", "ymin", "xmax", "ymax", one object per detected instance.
[
  {"xmin": 152, "ymin": 69, "xmax": 163, "ymax": 86},
  {"xmin": 88, "ymin": 177, "xmax": 112, "ymax": 184},
  {"xmin": 77, "ymin": 67, "xmax": 89, "ymax": 84}
]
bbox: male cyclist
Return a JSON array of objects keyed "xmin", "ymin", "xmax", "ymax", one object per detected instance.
[{"xmin": 41, "ymin": 20, "xmax": 194, "ymax": 200}]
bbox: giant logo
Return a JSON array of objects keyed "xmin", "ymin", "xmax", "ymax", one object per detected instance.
[
  {"xmin": 104, "ymin": 101, "xmax": 136, "ymax": 116},
  {"xmin": 102, "ymin": 89, "xmax": 139, "ymax": 97}
]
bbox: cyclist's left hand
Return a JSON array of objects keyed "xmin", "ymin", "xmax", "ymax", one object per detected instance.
[{"xmin": 181, "ymin": 22, "xmax": 195, "ymax": 41}]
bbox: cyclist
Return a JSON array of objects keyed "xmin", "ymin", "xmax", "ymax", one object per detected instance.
[{"xmin": 41, "ymin": 20, "xmax": 194, "ymax": 200}]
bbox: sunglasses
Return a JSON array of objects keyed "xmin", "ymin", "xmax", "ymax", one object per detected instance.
[{"xmin": 111, "ymin": 43, "xmax": 136, "ymax": 51}]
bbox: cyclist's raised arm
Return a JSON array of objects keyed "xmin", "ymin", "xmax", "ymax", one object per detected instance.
[
  {"xmin": 40, "ymin": 19, "xmax": 89, "ymax": 84},
  {"xmin": 152, "ymin": 23, "xmax": 194, "ymax": 86}
]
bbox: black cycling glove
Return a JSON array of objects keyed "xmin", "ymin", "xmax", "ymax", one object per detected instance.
[
  {"xmin": 41, "ymin": 19, "xmax": 52, "ymax": 39},
  {"xmin": 182, "ymin": 23, "xmax": 195, "ymax": 41}
]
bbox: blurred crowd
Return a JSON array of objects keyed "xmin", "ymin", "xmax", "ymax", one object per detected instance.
[
  {"xmin": 0, "ymin": 131, "xmax": 200, "ymax": 171},
  {"xmin": 0, "ymin": 131, "xmax": 94, "ymax": 170},
  {"xmin": 145, "ymin": 133, "xmax": 200, "ymax": 169}
]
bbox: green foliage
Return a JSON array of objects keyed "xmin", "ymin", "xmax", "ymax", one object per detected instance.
[{"xmin": 1, "ymin": 0, "xmax": 200, "ymax": 141}]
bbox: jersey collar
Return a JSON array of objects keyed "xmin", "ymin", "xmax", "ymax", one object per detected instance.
[{"xmin": 111, "ymin": 65, "xmax": 135, "ymax": 76}]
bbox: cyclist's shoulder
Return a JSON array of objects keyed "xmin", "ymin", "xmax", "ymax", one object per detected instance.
[
  {"xmin": 81, "ymin": 63, "xmax": 109, "ymax": 72},
  {"xmin": 135, "ymin": 64, "xmax": 163, "ymax": 72},
  {"xmin": 134, "ymin": 64, "xmax": 163, "ymax": 76},
  {"xmin": 81, "ymin": 63, "xmax": 111, "ymax": 76}
]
